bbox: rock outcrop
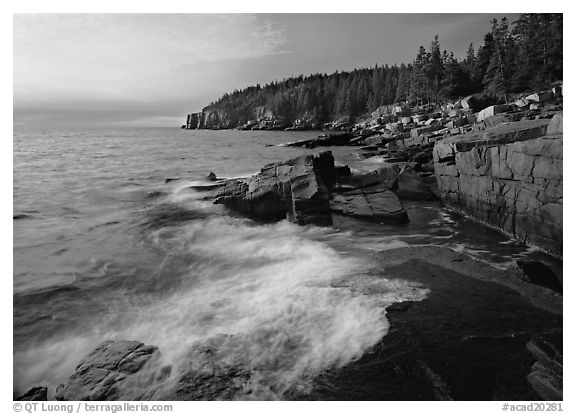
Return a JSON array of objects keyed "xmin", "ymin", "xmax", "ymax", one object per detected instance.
[
  {"xmin": 214, "ymin": 152, "xmax": 336, "ymax": 226},
  {"xmin": 185, "ymin": 112, "xmax": 202, "ymax": 129},
  {"xmin": 433, "ymin": 113, "xmax": 563, "ymax": 257},
  {"xmin": 167, "ymin": 335, "xmax": 251, "ymax": 401},
  {"xmin": 331, "ymin": 182, "xmax": 408, "ymax": 223},
  {"xmin": 203, "ymin": 152, "xmax": 409, "ymax": 226},
  {"xmin": 55, "ymin": 340, "xmax": 158, "ymax": 401},
  {"xmin": 283, "ymin": 132, "xmax": 356, "ymax": 148},
  {"xmin": 294, "ymin": 246, "xmax": 562, "ymax": 401}
]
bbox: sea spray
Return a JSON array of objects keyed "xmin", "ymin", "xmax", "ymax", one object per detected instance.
[{"xmin": 14, "ymin": 217, "xmax": 430, "ymax": 399}]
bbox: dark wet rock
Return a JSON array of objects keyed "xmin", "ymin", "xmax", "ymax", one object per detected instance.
[
  {"xmin": 336, "ymin": 171, "xmax": 391, "ymax": 192},
  {"xmin": 284, "ymin": 132, "xmax": 355, "ymax": 148},
  {"xmin": 55, "ymin": 340, "xmax": 158, "ymax": 401},
  {"xmin": 516, "ymin": 260, "xmax": 562, "ymax": 294},
  {"xmin": 188, "ymin": 182, "xmax": 226, "ymax": 192},
  {"xmin": 526, "ymin": 334, "xmax": 563, "ymax": 401},
  {"xmin": 163, "ymin": 335, "xmax": 251, "ymax": 401},
  {"xmin": 335, "ymin": 165, "xmax": 351, "ymax": 177},
  {"xmin": 433, "ymin": 117, "xmax": 562, "ymax": 257},
  {"xmin": 336, "ymin": 163, "xmax": 402, "ymax": 192},
  {"xmin": 17, "ymin": 386, "xmax": 48, "ymax": 401},
  {"xmin": 331, "ymin": 183, "xmax": 408, "ymax": 223},
  {"xmin": 209, "ymin": 151, "xmax": 410, "ymax": 226},
  {"xmin": 412, "ymin": 361, "xmax": 453, "ymax": 400},
  {"xmin": 13, "ymin": 214, "xmax": 33, "ymax": 220},
  {"xmin": 395, "ymin": 169, "xmax": 438, "ymax": 201},
  {"xmin": 296, "ymin": 246, "xmax": 562, "ymax": 401},
  {"xmin": 164, "ymin": 178, "xmax": 182, "ymax": 184},
  {"xmin": 213, "ymin": 152, "xmax": 334, "ymax": 226}
]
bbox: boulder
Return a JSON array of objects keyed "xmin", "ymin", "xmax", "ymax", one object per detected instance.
[
  {"xmin": 17, "ymin": 386, "xmax": 48, "ymax": 401},
  {"xmin": 365, "ymin": 133, "xmax": 393, "ymax": 146},
  {"xmin": 460, "ymin": 95, "xmax": 473, "ymax": 110},
  {"xmin": 165, "ymin": 335, "xmax": 251, "ymax": 401},
  {"xmin": 214, "ymin": 152, "xmax": 334, "ymax": 226},
  {"xmin": 331, "ymin": 183, "xmax": 408, "ymax": 223},
  {"xmin": 516, "ymin": 260, "xmax": 562, "ymax": 294},
  {"xmin": 448, "ymin": 109, "xmax": 463, "ymax": 118},
  {"xmin": 395, "ymin": 169, "xmax": 438, "ymax": 201},
  {"xmin": 446, "ymin": 118, "xmax": 468, "ymax": 129},
  {"xmin": 336, "ymin": 164, "xmax": 401, "ymax": 192},
  {"xmin": 525, "ymin": 91, "xmax": 554, "ymax": 103},
  {"xmin": 547, "ymin": 112, "xmax": 563, "ymax": 135},
  {"xmin": 482, "ymin": 114, "xmax": 512, "ymax": 128},
  {"xmin": 359, "ymin": 128, "xmax": 377, "ymax": 137},
  {"xmin": 410, "ymin": 124, "xmax": 443, "ymax": 138},
  {"xmin": 476, "ymin": 105, "xmax": 511, "ymax": 123},
  {"xmin": 55, "ymin": 340, "xmax": 158, "ymax": 401}
]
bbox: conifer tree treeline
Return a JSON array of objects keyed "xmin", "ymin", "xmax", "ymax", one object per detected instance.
[{"xmin": 205, "ymin": 14, "xmax": 562, "ymax": 126}]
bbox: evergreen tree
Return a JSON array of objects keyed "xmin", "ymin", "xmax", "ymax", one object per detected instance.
[{"xmin": 201, "ymin": 14, "xmax": 562, "ymax": 127}]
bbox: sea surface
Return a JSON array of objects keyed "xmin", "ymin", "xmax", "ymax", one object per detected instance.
[{"xmin": 13, "ymin": 127, "xmax": 549, "ymax": 399}]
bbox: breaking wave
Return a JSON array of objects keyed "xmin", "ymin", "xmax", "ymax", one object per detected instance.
[{"xmin": 14, "ymin": 215, "xmax": 429, "ymax": 399}]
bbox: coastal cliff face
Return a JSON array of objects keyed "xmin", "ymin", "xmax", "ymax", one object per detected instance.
[
  {"xmin": 184, "ymin": 105, "xmax": 319, "ymax": 131},
  {"xmin": 185, "ymin": 109, "xmax": 235, "ymax": 129},
  {"xmin": 202, "ymin": 108, "xmax": 235, "ymax": 129},
  {"xmin": 433, "ymin": 113, "xmax": 563, "ymax": 257}
]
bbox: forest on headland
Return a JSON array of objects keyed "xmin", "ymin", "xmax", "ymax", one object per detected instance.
[{"xmin": 199, "ymin": 14, "xmax": 562, "ymax": 127}]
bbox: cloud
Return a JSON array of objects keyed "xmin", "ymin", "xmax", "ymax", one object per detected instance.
[{"xmin": 14, "ymin": 14, "xmax": 288, "ymax": 104}]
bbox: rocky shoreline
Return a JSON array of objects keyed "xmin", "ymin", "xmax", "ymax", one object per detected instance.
[
  {"xmin": 184, "ymin": 86, "xmax": 563, "ymax": 257},
  {"xmin": 18, "ymin": 247, "xmax": 562, "ymax": 401},
  {"xmin": 18, "ymin": 87, "xmax": 563, "ymax": 401}
]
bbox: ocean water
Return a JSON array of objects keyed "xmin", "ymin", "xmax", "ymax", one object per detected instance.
[{"xmin": 13, "ymin": 127, "xmax": 546, "ymax": 399}]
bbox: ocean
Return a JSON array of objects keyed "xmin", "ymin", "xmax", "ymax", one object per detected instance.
[{"xmin": 13, "ymin": 127, "xmax": 546, "ymax": 399}]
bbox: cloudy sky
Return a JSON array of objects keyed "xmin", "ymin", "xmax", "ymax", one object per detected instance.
[{"xmin": 14, "ymin": 13, "xmax": 519, "ymax": 127}]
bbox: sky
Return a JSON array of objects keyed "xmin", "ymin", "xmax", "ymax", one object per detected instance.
[{"xmin": 13, "ymin": 13, "xmax": 521, "ymax": 127}]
